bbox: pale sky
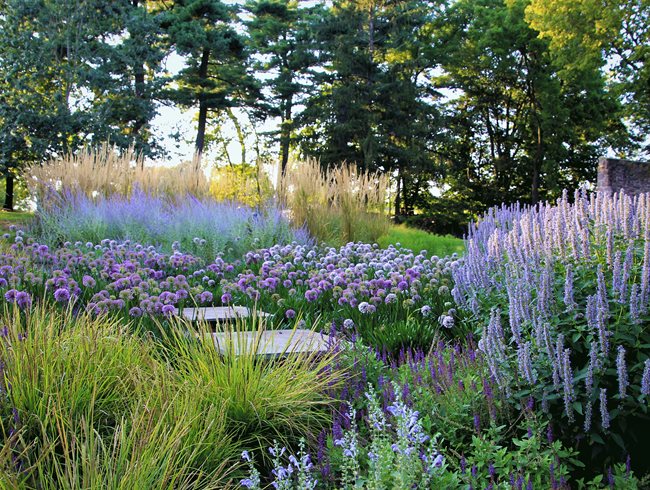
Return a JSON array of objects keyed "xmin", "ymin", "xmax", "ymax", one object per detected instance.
[{"xmin": 149, "ymin": 51, "xmax": 273, "ymax": 167}]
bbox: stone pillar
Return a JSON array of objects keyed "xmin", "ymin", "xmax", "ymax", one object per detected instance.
[{"xmin": 597, "ymin": 157, "xmax": 650, "ymax": 195}]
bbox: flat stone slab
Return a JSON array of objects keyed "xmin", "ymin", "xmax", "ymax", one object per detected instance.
[
  {"xmin": 177, "ymin": 306, "xmax": 270, "ymax": 322},
  {"xmin": 209, "ymin": 329, "xmax": 332, "ymax": 356}
]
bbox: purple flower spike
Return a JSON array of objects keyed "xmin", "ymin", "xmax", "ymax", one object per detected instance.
[
  {"xmin": 600, "ymin": 388, "xmax": 610, "ymax": 430},
  {"xmin": 616, "ymin": 346, "xmax": 629, "ymax": 398},
  {"xmin": 641, "ymin": 359, "xmax": 650, "ymax": 396}
]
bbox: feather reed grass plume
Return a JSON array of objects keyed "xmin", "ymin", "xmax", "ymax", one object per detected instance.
[
  {"xmin": 280, "ymin": 159, "xmax": 390, "ymax": 245},
  {"xmin": 25, "ymin": 144, "xmax": 209, "ymax": 203}
]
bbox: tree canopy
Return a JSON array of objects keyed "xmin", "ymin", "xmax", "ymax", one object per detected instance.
[{"xmin": 0, "ymin": 0, "xmax": 641, "ymax": 230}]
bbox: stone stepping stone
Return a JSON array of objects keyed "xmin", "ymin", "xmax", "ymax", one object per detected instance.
[
  {"xmin": 177, "ymin": 306, "xmax": 270, "ymax": 323},
  {"xmin": 209, "ymin": 329, "xmax": 332, "ymax": 357}
]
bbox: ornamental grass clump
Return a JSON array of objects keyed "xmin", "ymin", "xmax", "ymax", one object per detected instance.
[
  {"xmin": 452, "ymin": 190, "xmax": 650, "ymax": 471},
  {"xmin": 26, "ymin": 144, "xmax": 209, "ymax": 202},
  {"xmin": 280, "ymin": 160, "xmax": 390, "ymax": 246},
  {"xmin": 157, "ymin": 316, "xmax": 343, "ymax": 468},
  {"xmin": 0, "ymin": 306, "xmax": 241, "ymax": 488}
]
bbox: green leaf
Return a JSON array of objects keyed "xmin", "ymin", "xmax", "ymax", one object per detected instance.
[
  {"xmin": 590, "ymin": 433, "xmax": 605, "ymax": 445},
  {"xmin": 572, "ymin": 401, "xmax": 583, "ymax": 415}
]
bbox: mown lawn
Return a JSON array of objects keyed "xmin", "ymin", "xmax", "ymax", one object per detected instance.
[
  {"xmin": 378, "ymin": 223, "xmax": 465, "ymax": 257},
  {"xmin": 0, "ymin": 210, "xmax": 33, "ymax": 231}
]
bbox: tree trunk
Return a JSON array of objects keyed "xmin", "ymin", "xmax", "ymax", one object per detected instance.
[
  {"xmin": 226, "ymin": 108, "xmax": 246, "ymax": 165},
  {"xmin": 195, "ymin": 48, "xmax": 211, "ymax": 156},
  {"xmin": 279, "ymin": 96, "xmax": 293, "ymax": 178},
  {"xmin": 3, "ymin": 175, "xmax": 14, "ymax": 211},
  {"xmin": 531, "ymin": 123, "xmax": 542, "ymax": 204},
  {"xmin": 132, "ymin": 0, "xmax": 146, "ymax": 136},
  {"xmin": 394, "ymin": 167, "xmax": 402, "ymax": 216}
]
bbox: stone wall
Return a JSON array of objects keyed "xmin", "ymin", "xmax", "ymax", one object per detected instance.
[{"xmin": 597, "ymin": 157, "xmax": 650, "ymax": 195}]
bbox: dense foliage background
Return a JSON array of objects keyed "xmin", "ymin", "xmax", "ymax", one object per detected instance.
[{"xmin": 1, "ymin": 0, "xmax": 647, "ymax": 232}]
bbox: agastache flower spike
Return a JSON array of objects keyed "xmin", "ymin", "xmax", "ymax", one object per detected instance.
[
  {"xmin": 562, "ymin": 348, "xmax": 574, "ymax": 422},
  {"xmin": 612, "ymin": 251, "xmax": 622, "ymax": 298},
  {"xmin": 616, "ymin": 346, "xmax": 629, "ymax": 399},
  {"xmin": 641, "ymin": 359, "xmax": 650, "ymax": 396},
  {"xmin": 585, "ymin": 341, "xmax": 598, "ymax": 395},
  {"xmin": 629, "ymin": 283, "xmax": 641, "ymax": 324},
  {"xmin": 600, "ymin": 388, "xmax": 610, "ymax": 430},
  {"xmin": 619, "ymin": 242, "xmax": 634, "ymax": 303},
  {"xmin": 563, "ymin": 265, "xmax": 576, "ymax": 311},
  {"xmin": 584, "ymin": 401, "xmax": 593, "ymax": 432},
  {"xmin": 517, "ymin": 341, "xmax": 536, "ymax": 384}
]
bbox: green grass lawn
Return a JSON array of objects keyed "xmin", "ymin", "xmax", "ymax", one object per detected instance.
[
  {"xmin": 378, "ymin": 224, "xmax": 465, "ymax": 257},
  {"xmin": 0, "ymin": 210, "xmax": 33, "ymax": 231}
]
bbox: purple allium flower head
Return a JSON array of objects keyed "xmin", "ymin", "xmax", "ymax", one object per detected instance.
[
  {"xmin": 54, "ymin": 288, "xmax": 71, "ymax": 303},
  {"xmin": 161, "ymin": 304, "xmax": 175, "ymax": 317},
  {"xmin": 199, "ymin": 291, "xmax": 213, "ymax": 304},
  {"xmin": 343, "ymin": 318, "xmax": 354, "ymax": 329},
  {"xmin": 82, "ymin": 275, "xmax": 96, "ymax": 288},
  {"xmin": 15, "ymin": 291, "xmax": 31, "ymax": 309},
  {"xmin": 438, "ymin": 314, "xmax": 454, "ymax": 329},
  {"xmin": 385, "ymin": 293, "xmax": 398, "ymax": 304},
  {"xmin": 4, "ymin": 289, "xmax": 17, "ymax": 302},
  {"xmin": 221, "ymin": 292, "xmax": 232, "ymax": 304},
  {"xmin": 129, "ymin": 307, "xmax": 143, "ymax": 317},
  {"xmin": 358, "ymin": 301, "xmax": 372, "ymax": 314},
  {"xmin": 285, "ymin": 309, "xmax": 296, "ymax": 319}
]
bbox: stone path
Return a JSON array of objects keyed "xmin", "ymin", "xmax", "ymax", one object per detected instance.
[{"xmin": 209, "ymin": 328, "xmax": 332, "ymax": 356}]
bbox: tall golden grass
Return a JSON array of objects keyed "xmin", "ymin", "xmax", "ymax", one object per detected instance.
[
  {"xmin": 25, "ymin": 144, "xmax": 210, "ymax": 202},
  {"xmin": 280, "ymin": 159, "xmax": 390, "ymax": 245}
]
